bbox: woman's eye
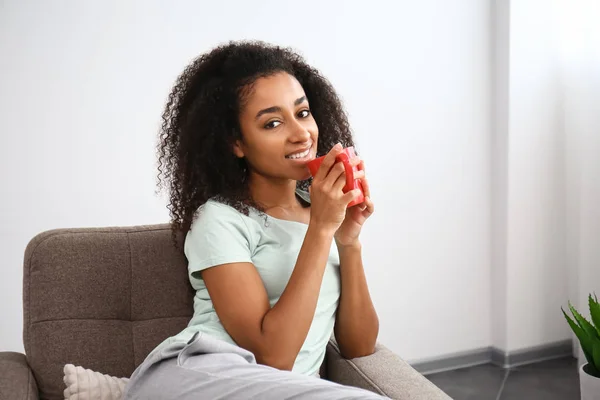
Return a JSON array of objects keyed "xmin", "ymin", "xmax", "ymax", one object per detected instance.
[
  {"xmin": 298, "ymin": 109, "xmax": 311, "ymax": 118},
  {"xmin": 265, "ymin": 120, "xmax": 282, "ymax": 129}
]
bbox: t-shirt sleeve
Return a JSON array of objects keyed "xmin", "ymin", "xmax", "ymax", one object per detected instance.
[{"xmin": 184, "ymin": 201, "xmax": 254, "ymax": 275}]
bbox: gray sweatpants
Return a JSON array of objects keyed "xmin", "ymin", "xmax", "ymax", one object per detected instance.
[{"xmin": 123, "ymin": 332, "xmax": 387, "ymax": 399}]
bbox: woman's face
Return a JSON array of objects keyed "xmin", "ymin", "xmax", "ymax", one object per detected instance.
[{"xmin": 235, "ymin": 72, "xmax": 318, "ymax": 182}]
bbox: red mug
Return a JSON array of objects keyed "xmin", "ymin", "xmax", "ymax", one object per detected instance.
[{"xmin": 306, "ymin": 147, "xmax": 365, "ymax": 207}]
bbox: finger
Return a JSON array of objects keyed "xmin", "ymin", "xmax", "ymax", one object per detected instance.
[
  {"xmin": 358, "ymin": 160, "xmax": 365, "ymax": 172},
  {"xmin": 314, "ymin": 143, "xmax": 343, "ymax": 181},
  {"xmin": 354, "ymin": 170, "xmax": 365, "ymax": 180},
  {"xmin": 361, "ymin": 177, "xmax": 371, "ymax": 198},
  {"xmin": 326, "ymin": 161, "xmax": 347, "ymax": 190},
  {"xmin": 364, "ymin": 196, "xmax": 375, "ymax": 215},
  {"xmin": 332, "ymin": 167, "xmax": 348, "ymax": 192},
  {"xmin": 342, "ymin": 189, "xmax": 362, "ymax": 205},
  {"xmin": 349, "ymin": 156, "xmax": 362, "ymax": 168}
]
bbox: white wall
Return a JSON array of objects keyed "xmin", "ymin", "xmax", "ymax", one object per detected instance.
[
  {"xmin": 504, "ymin": 0, "xmax": 571, "ymax": 350},
  {"xmin": 0, "ymin": 0, "xmax": 492, "ymax": 361},
  {"xmin": 490, "ymin": 0, "xmax": 582, "ymax": 352}
]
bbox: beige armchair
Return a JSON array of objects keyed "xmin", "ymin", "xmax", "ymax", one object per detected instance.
[{"xmin": 0, "ymin": 225, "xmax": 449, "ymax": 400}]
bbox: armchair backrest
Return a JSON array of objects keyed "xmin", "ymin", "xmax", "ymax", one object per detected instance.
[{"xmin": 23, "ymin": 225, "xmax": 194, "ymax": 399}]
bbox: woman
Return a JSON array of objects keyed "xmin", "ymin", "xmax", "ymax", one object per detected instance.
[{"xmin": 124, "ymin": 41, "xmax": 383, "ymax": 399}]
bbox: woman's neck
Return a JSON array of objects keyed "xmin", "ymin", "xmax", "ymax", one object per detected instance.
[{"xmin": 248, "ymin": 173, "xmax": 300, "ymax": 210}]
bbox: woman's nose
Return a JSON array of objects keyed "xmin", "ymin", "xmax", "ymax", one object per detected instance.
[{"xmin": 289, "ymin": 120, "xmax": 311, "ymax": 143}]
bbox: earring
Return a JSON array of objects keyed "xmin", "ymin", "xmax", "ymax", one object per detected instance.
[{"xmin": 239, "ymin": 159, "xmax": 248, "ymax": 182}]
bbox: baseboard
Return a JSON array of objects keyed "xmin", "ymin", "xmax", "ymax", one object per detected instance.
[
  {"xmin": 411, "ymin": 340, "xmax": 574, "ymax": 375},
  {"xmin": 410, "ymin": 347, "xmax": 492, "ymax": 375},
  {"xmin": 490, "ymin": 339, "xmax": 574, "ymax": 368}
]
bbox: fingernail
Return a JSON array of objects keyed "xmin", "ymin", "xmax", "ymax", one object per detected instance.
[{"xmin": 334, "ymin": 143, "xmax": 342, "ymax": 150}]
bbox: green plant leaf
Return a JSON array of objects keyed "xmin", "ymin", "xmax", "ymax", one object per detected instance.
[
  {"xmin": 590, "ymin": 294, "xmax": 600, "ymax": 336},
  {"xmin": 563, "ymin": 308, "xmax": 595, "ymax": 366},
  {"xmin": 569, "ymin": 302, "xmax": 599, "ymax": 340}
]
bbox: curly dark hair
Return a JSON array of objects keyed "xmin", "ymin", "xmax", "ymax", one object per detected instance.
[{"xmin": 157, "ymin": 40, "xmax": 355, "ymax": 239}]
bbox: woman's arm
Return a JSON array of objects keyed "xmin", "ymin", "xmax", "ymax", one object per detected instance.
[
  {"xmin": 334, "ymin": 242, "xmax": 379, "ymax": 359},
  {"xmin": 202, "ymin": 223, "xmax": 334, "ymax": 370}
]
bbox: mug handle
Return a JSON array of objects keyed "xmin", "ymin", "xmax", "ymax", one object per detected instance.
[{"xmin": 337, "ymin": 153, "xmax": 354, "ymax": 192}]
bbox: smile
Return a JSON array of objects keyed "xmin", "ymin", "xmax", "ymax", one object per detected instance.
[{"xmin": 286, "ymin": 148, "xmax": 311, "ymax": 160}]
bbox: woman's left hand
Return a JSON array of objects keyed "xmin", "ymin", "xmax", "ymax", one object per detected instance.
[{"xmin": 334, "ymin": 159, "xmax": 375, "ymax": 248}]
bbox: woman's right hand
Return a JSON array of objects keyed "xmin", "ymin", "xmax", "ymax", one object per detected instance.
[{"xmin": 308, "ymin": 143, "xmax": 363, "ymax": 235}]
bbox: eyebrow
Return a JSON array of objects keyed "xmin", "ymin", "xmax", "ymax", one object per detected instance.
[{"xmin": 255, "ymin": 96, "xmax": 307, "ymax": 120}]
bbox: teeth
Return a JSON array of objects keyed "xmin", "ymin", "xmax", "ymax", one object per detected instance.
[{"xmin": 287, "ymin": 148, "xmax": 310, "ymax": 159}]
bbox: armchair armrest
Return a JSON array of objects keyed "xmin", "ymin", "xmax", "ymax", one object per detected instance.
[
  {"xmin": 0, "ymin": 352, "xmax": 39, "ymax": 400},
  {"xmin": 326, "ymin": 341, "xmax": 450, "ymax": 400}
]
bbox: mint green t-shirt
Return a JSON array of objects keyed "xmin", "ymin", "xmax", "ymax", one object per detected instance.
[{"xmin": 169, "ymin": 192, "xmax": 341, "ymax": 376}]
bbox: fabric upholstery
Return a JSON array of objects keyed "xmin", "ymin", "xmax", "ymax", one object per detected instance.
[
  {"xmin": 326, "ymin": 341, "xmax": 451, "ymax": 399},
  {"xmin": 0, "ymin": 351, "xmax": 39, "ymax": 400},
  {"xmin": 23, "ymin": 225, "xmax": 194, "ymax": 400}
]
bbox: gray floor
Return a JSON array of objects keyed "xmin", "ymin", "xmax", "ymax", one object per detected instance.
[{"xmin": 425, "ymin": 357, "xmax": 579, "ymax": 399}]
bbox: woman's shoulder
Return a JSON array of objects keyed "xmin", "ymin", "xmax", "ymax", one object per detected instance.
[
  {"xmin": 199, "ymin": 198, "xmax": 238, "ymax": 214},
  {"xmin": 187, "ymin": 199, "xmax": 257, "ymax": 247},
  {"xmin": 184, "ymin": 199, "xmax": 257, "ymax": 272},
  {"xmin": 192, "ymin": 198, "xmax": 261, "ymax": 233},
  {"xmin": 195, "ymin": 198, "xmax": 245, "ymax": 224}
]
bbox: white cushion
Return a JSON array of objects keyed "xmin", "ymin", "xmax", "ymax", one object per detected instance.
[{"xmin": 63, "ymin": 364, "xmax": 129, "ymax": 400}]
